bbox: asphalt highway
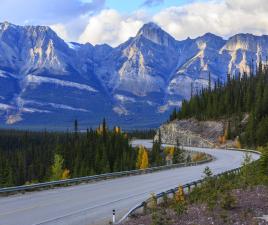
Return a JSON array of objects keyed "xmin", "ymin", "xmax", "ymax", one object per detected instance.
[{"xmin": 0, "ymin": 140, "xmax": 260, "ymax": 225}]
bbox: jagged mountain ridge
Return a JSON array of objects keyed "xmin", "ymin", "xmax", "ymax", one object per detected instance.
[{"xmin": 0, "ymin": 21, "xmax": 268, "ymax": 129}]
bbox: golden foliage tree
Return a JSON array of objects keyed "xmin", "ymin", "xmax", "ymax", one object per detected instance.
[
  {"xmin": 164, "ymin": 146, "xmax": 175, "ymax": 157},
  {"xmin": 218, "ymin": 135, "xmax": 226, "ymax": 144},
  {"xmin": 114, "ymin": 126, "xmax": 121, "ymax": 134},
  {"xmin": 140, "ymin": 149, "xmax": 149, "ymax": 169},
  {"xmin": 175, "ymin": 186, "xmax": 185, "ymax": 203},
  {"xmin": 136, "ymin": 145, "xmax": 145, "ymax": 169},
  {"xmin": 61, "ymin": 169, "xmax": 70, "ymax": 180}
]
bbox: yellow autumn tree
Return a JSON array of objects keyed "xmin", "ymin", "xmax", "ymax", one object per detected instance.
[
  {"xmin": 136, "ymin": 145, "xmax": 145, "ymax": 169},
  {"xmin": 169, "ymin": 146, "xmax": 175, "ymax": 157},
  {"xmin": 140, "ymin": 148, "xmax": 149, "ymax": 169},
  {"xmin": 175, "ymin": 185, "xmax": 185, "ymax": 203},
  {"xmin": 218, "ymin": 135, "xmax": 226, "ymax": 144},
  {"xmin": 62, "ymin": 169, "xmax": 70, "ymax": 180},
  {"xmin": 164, "ymin": 146, "xmax": 175, "ymax": 157},
  {"xmin": 114, "ymin": 126, "xmax": 121, "ymax": 134}
]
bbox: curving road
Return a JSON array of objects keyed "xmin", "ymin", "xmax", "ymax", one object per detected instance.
[{"xmin": 0, "ymin": 140, "xmax": 260, "ymax": 225}]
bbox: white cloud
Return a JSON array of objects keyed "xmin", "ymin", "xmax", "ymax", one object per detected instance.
[
  {"xmin": 152, "ymin": 0, "xmax": 268, "ymax": 40},
  {"xmin": 50, "ymin": 14, "xmax": 92, "ymax": 42},
  {"xmin": 226, "ymin": 0, "xmax": 268, "ymax": 12},
  {"xmin": 38, "ymin": 0, "xmax": 268, "ymax": 45},
  {"xmin": 79, "ymin": 9, "xmax": 146, "ymax": 46},
  {"xmin": 75, "ymin": 0, "xmax": 268, "ymax": 46},
  {"xmin": 2, "ymin": 0, "xmax": 268, "ymax": 46},
  {"xmin": 50, "ymin": 24, "xmax": 69, "ymax": 41}
]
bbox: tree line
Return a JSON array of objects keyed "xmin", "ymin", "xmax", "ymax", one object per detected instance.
[
  {"xmin": 0, "ymin": 120, "xmax": 136, "ymax": 187},
  {"xmin": 0, "ymin": 120, "xmax": 187, "ymax": 187}
]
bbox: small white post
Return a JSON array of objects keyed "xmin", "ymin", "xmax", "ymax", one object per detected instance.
[{"xmin": 112, "ymin": 209, "xmax": 116, "ymax": 224}]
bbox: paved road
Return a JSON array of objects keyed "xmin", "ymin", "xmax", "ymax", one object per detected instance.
[{"xmin": 0, "ymin": 140, "xmax": 260, "ymax": 225}]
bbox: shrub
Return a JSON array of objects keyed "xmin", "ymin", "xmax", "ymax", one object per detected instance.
[
  {"xmin": 173, "ymin": 186, "xmax": 187, "ymax": 216},
  {"xmin": 220, "ymin": 192, "xmax": 237, "ymax": 210}
]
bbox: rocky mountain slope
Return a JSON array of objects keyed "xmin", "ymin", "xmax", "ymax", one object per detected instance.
[{"xmin": 0, "ymin": 21, "xmax": 268, "ymax": 129}]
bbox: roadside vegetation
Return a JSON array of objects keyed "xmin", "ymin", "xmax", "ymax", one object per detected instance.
[{"xmin": 124, "ymin": 153, "xmax": 268, "ymax": 225}]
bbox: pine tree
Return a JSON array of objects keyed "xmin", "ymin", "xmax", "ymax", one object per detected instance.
[
  {"xmin": 173, "ymin": 146, "xmax": 185, "ymax": 164},
  {"xmin": 51, "ymin": 154, "xmax": 64, "ymax": 181},
  {"xmin": 74, "ymin": 119, "xmax": 78, "ymax": 134},
  {"xmin": 151, "ymin": 140, "xmax": 162, "ymax": 166},
  {"xmin": 208, "ymin": 72, "xmax": 212, "ymax": 91},
  {"xmin": 259, "ymin": 147, "xmax": 268, "ymax": 175}
]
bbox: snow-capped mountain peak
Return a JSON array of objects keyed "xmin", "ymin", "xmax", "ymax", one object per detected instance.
[{"xmin": 136, "ymin": 22, "xmax": 177, "ymax": 47}]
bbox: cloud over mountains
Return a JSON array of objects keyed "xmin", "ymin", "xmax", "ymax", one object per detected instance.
[{"xmin": 0, "ymin": 0, "xmax": 267, "ymax": 46}]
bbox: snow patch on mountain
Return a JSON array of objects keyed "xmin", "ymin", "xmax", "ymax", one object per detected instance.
[
  {"xmin": 115, "ymin": 94, "xmax": 136, "ymax": 103},
  {"xmin": 23, "ymin": 100, "xmax": 90, "ymax": 112},
  {"xmin": 146, "ymin": 100, "xmax": 156, "ymax": 106},
  {"xmin": 66, "ymin": 42, "xmax": 81, "ymax": 50},
  {"xmin": 158, "ymin": 100, "xmax": 182, "ymax": 113},
  {"xmin": 168, "ymin": 75, "xmax": 208, "ymax": 98},
  {"xmin": 21, "ymin": 107, "xmax": 51, "ymax": 113},
  {"xmin": 0, "ymin": 103, "xmax": 13, "ymax": 110},
  {"xmin": 24, "ymin": 75, "xmax": 98, "ymax": 92},
  {"xmin": 113, "ymin": 106, "xmax": 129, "ymax": 116},
  {"xmin": 0, "ymin": 71, "xmax": 7, "ymax": 78}
]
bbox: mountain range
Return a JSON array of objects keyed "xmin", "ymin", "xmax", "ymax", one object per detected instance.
[{"xmin": 0, "ymin": 21, "xmax": 268, "ymax": 129}]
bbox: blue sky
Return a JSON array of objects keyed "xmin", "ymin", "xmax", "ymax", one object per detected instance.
[
  {"xmin": 0, "ymin": 0, "xmax": 267, "ymax": 46},
  {"xmin": 105, "ymin": 0, "xmax": 190, "ymax": 13}
]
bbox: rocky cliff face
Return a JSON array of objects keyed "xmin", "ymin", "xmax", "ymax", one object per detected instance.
[
  {"xmin": 1, "ymin": 21, "xmax": 268, "ymax": 129},
  {"xmin": 155, "ymin": 119, "xmax": 224, "ymax": 147}
]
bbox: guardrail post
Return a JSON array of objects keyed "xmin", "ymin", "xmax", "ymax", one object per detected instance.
[
  {"xmin": 112, "ymin": 209, "xmax": 116, "ymax": 224},
  {"xmin": 143, "ymin": 201, "xmax": 147, "ymax": 214},
  {"xmin": 170, "ymin": 189, "xmax": 175, "ymax": 199},
  {"xmin": 187, "ymin": 184, "xmax": 191, "ymax": 192}
]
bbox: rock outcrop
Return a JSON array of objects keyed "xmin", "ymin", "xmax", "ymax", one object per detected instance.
[{"xmin": 155, "ymin": 119, "xmax": 224, "ymax": 147}]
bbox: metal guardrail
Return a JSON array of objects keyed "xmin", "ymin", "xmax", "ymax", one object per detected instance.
[
  {"xmin": 115, "ymin": 167, "xmax": 242, "ymax": 224},
  {"xmin": 0, "ymin": 152, "xmax": 213, "ymax": 195},
  {"xmin": 114, "ymin": 148, "xmax": 262, "ymax": 224}
]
